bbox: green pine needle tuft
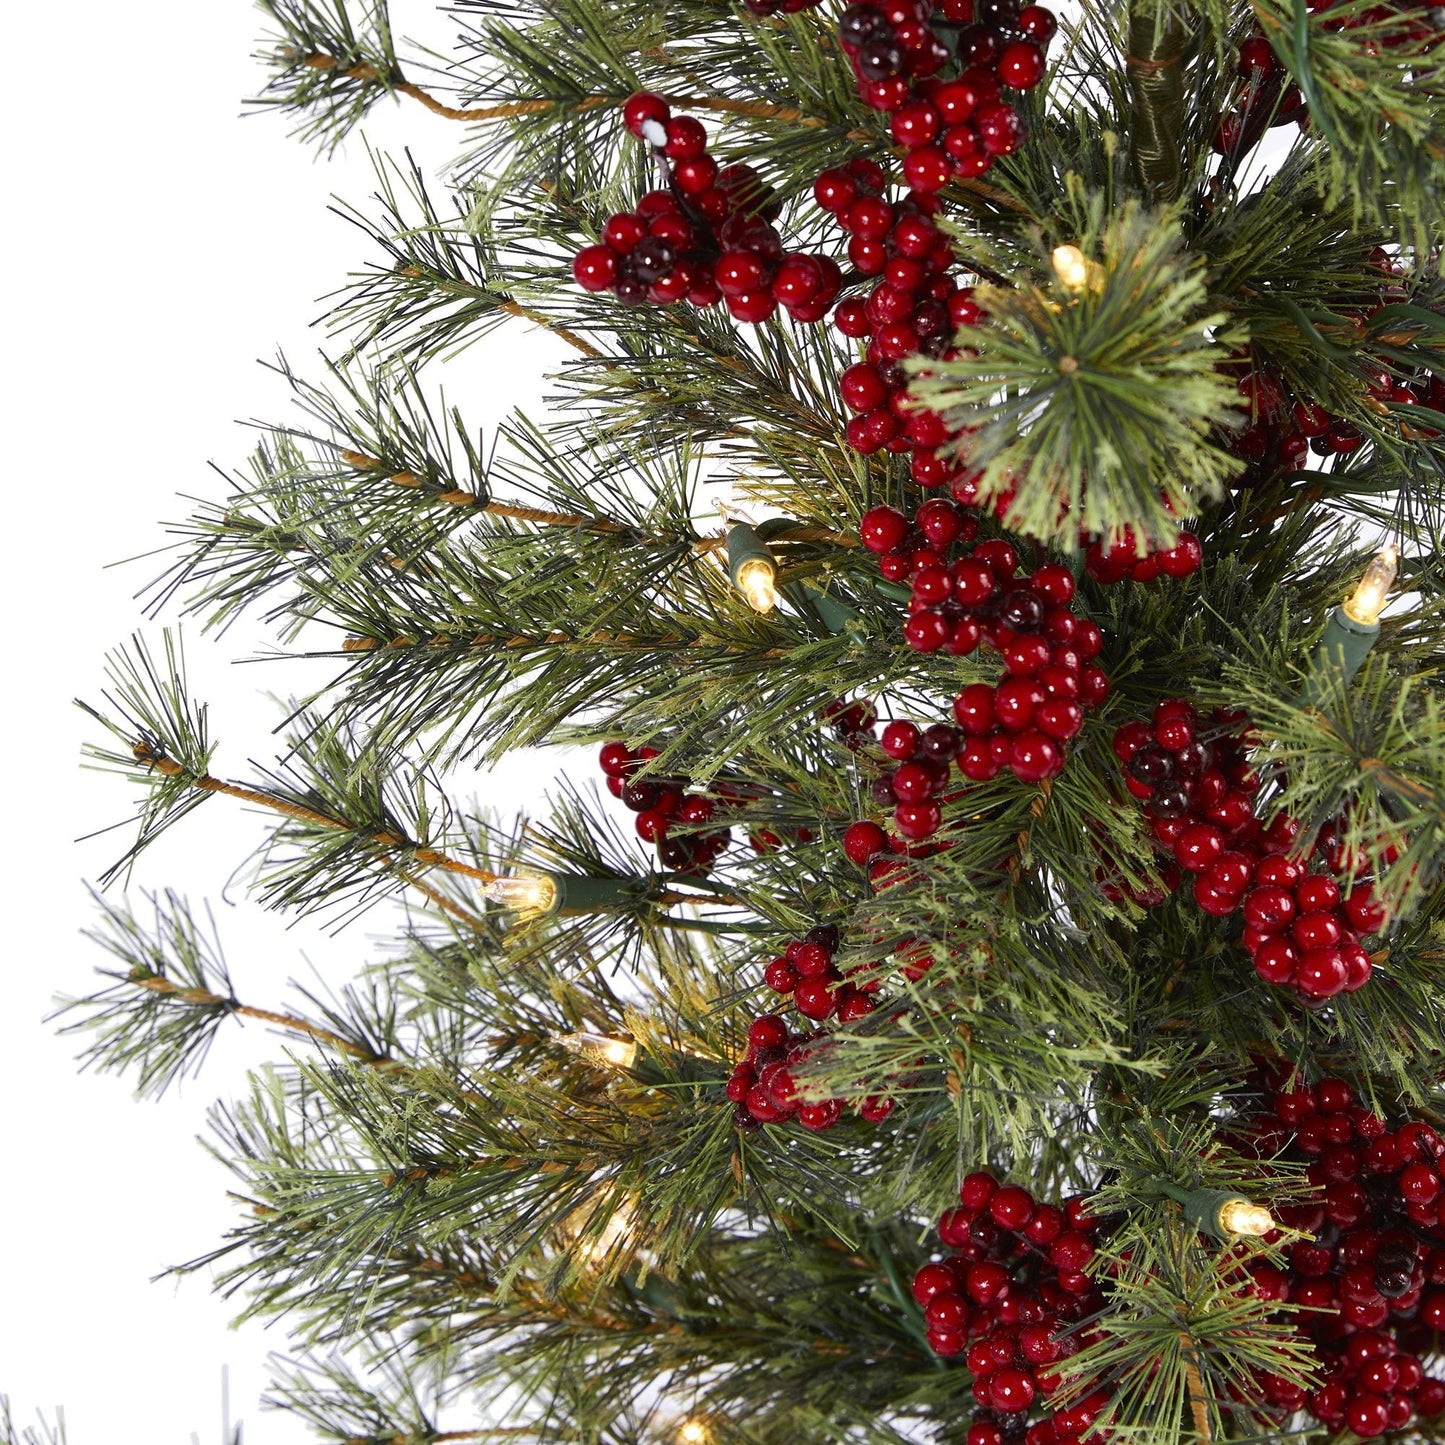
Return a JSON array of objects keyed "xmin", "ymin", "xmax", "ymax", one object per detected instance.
[{"xmin": 908, "ymin": 188, "xmax": 1246, "ymax": 552}]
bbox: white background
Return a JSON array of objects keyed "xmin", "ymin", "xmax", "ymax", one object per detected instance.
[{"xmin": 2, "ymin": 5, "xmax": 569, "ymax": 1441}]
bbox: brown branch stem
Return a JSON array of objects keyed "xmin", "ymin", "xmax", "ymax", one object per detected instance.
[
  {"xmin": 1180, "ymin": 1331, "xmax": 1213, "ymax": 1443},
  {"xmin": 302, "ymin": 55, "xmax": 1025, "ymax": 211},
  {"xmin": 135, "ymin": 976, "xmax": 381, "ymax": 1059},
  {"xmin": 131, "ymin": 746, "xmax": 743, "ymax": 923},
  {"xmin": 341, "ymin": 452, "xmax": 858, "ymax": 549},
  {"xmin": 341, "ymin": 630, "xmax": 790, "ymax": 657},
  {"xmin": 132, "ymin": 744, "xmax": 501, "ymax": 885}
]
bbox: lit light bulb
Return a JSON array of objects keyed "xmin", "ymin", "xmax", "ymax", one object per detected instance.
[
  {"xmin": 678, "ymin": 1420, "xmax": 709, "ymax": 1445},
  {"xmin": 576, "ymin": 1199, "xmax": 635, "ymax": 1264},
  {"xmin": 561, "ymin": 1031, "xmax": 638, "ymax": 1070},
  {"xmin": 734, "ymin": 556, "xmax": 778, "ymax": 613},
  {"xmin": 1217, "ymin": 1198, "xmax": 1276, "ymax": 1236},
  {"xmin": 479, "ymin": 874, "xmax": 558, "ymax": 914},
  {"xmin": 1051, "ymin": 244, "xmax": 1090, "ymax": 292},
  {"xmin": 1341, "ymin": 544, "xmax": 1399, "ymax": 626}
]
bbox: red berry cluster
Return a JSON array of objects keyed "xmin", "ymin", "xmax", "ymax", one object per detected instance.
[
  {"xmin": 822, "ymin": 696, "xmax": 882, "ymax": 749},
  {"xmin": 857, "ymin": 502, "xmax": 1108, "ymax": 786},
  {"xmin": 598, "ymin": 741, "xmax": 731, "ymax": 873},
  {"xmin": 912, "ymin": 1173, "xmax": 1110, "ymax": 1444},
  {"xmin": 1083, "ymin": 528, "xmax": 1203, "ymax": 585},
  {"xmin": 760, "ymin": 922, "xmax": 879, "ymax": 1024},
  {"xmin": 1218, "ymin": 10, "xmax": 1445, "ymax": 161},
  {"xmin": 1211, "ymin": 41, "xmax": 1307, "ymax": 157},
  {"xmin": 572, "ymin": 94, "xmax": 842, "ymax": 323},
  {"xmin": 1227, "ymin": 355, "xmax": 1363, "ymax": 486},
  {"xmin": 836, "ymin": 0, "xmax": 1056, "ymax": 190},
  {"xmin": 817, "ymin": 176, "xmax": 968, "ymax": 471},
  {"xmin": 1112, "ymin": 702, "xmax": 1392, "ymax": 999},
  {"xmin": 1231, "ymin": 1075, "xmax": 1445, "ymax": 1437},
  {"xmin": 727, "ymin": 926, "xmax": 897, "ymax": 1130}
]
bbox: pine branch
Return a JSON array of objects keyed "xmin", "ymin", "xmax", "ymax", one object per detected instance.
[
  {"xmin": 909, "ymin": 191, "xmax": 1245, "ymax": 552},
  {"xmin": 53, "ymin": 890, "xmax": 402, "ymax": 1098},
  {"xmin": 250, "ymin": 0, "xmax": 404, "ymax": 151},
  {"xmin": 77, "ymin": 632, "xmax": 216, "ymax": 884},
  {"xmin": 1223, "ymin": 651, "xmax": 1445, "ymax": 918},
  {"xmin": 1251, "ymin": 0, "xmax": 1445, "ymax": 247}
]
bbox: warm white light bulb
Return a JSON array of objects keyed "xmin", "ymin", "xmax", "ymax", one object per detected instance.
[
  {"xmin": 1342, "ymin": 544, "xmax": 1399, "ymax": 626},
  {"xmin": 1051, "ymin": 244, "xmax": 1090, "ymax": 292},
  {"xmin": 561, "ymin": 1031, "xmax": 638, "ymax": 1070},
  {"xmin": 480, "ymin": 874, "xmax": 558, "ymax": 914},
  {"xmin": 1217, "ymin": 1198, "xmax": 1275, "ymax": 1237},
  {"xmin": 735, "ymin": 556, "xmax": 778, "ymax": 613},
  {"xmin": 576, "ymin": 1200, "xmax": 635, "ymax": 1264}
]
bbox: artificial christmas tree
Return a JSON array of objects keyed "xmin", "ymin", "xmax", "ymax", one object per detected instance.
[{"xmin": 60, "ymin": 0, "xmax": 1445, "ymax": 1440}]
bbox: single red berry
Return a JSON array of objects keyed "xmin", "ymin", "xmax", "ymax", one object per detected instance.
[
  {"xmin": 1237, "ymin": 36, "xmax": 1280, "ymax": 77},
  {"xmin": 763, "ymin": 958, "xmax": 798, "ymax": 993},
  {"xmin": 989, "ymin": 1367, "xmax": 1037, "ymax": 1413},
  {"xmin": 895, "ymin": 799, "xmax": 942, "ymax": 839},
  {"xmin": 990, "ymin": 1185, "xmax": 1037, "ymax": 1230},
  {"xmin": 1346, "ymin": 1394, "xmax": 1390, "ymax": 1439},
  {"xmin": 860, "ymin": 505, "xmax": 910, "ymax": 553},
  {"xmin": 793, "ymin": 978, "xmax": 837, "ymax": 1019},
  {"xmin": 663, "ymin": 115, "xmax": 708, "ymax": 160},
  {"xmin": 748, "ymin": 1015, "xmax": 789, "ymax": 1051},
  {"xmin": 1010, "ymin": 731, "xmax": 1062, "ymax": 781},
  {"xmin": 997, "ymin": 40, "xmax": 1046, "ymax": 89},
  {"xmin": 844, "ymin": 819, "xmax": 888, "ymax": 866},
  {"xmin": 1018, "ymin": 4, "xmax": 1057, "ymax": 39},
  {"xmin": 1051, "ymin": 1230, "xmax": 1094, "ymax": 1272},
  {"xmin": 622, "ymin": 91, "xmax": 670, "ymax": 138},
  {"xmin": 960, "ymin": 1170, "xmax": 997, "ymax": 1209},
  {"xmin": 573, "ymin": 245, "xmax": 619, "ymax": 291},
  {"xmin": 1243, "ymin": 884, "xmax": 1297, "ymax": 931},
  {"xmin": 966, "ymin": 1259, "xmax": 1012, "ymax": 1305},
  {"xmin": 1175, "ymin": 823, "xmax": 1226, "ymax": 873},
  {"xmin": 1296, "ymin": 873, "xmax": 1341, "ymax": 913},
  {"xmin": 841, "ymin": 362, "xmax": 890, "ymax": 412},
  {"xmin": 974, "ymin": 101, "xmax": 1026, "ymax": 155}
]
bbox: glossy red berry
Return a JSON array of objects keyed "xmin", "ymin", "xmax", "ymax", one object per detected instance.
[
  {"xmin": 860, "ymin": 505, "xmax": 911, "ymax": 553},
  {"xmin": 622, "ymin": 92, "xmax": 670, "ymax": 138},
  {"xmin": 997, "ymin": 40, "xmax": 1046, "ymax": 88}
]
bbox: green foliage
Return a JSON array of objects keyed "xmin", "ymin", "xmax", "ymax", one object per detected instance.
[
  {"xmin": 909, "ymin": 192, "xmax": 1244, "ymax": 552},
  {"xmin": 61, "ymin": 0, "xmax": 1445, "ymax": 1441},
  {"xmin": 77, "ymin": 632, "xmax": 215, "ymax": 883},
  {"xmin": 1253, "ymin": 0, "xmax": 1445, "ymax": 247},
  {"xmin": 0, "ymin": 1399, "xmax": 67, "ymax": 1445},
  {"xmin": 251, "ymin": 0, "xmax": 402, "ymax": 151}
]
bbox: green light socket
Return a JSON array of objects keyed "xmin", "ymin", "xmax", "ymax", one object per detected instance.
[
  {"xmin": 725, "ymin": 521, "xmax": 775, "ymax": 587},
  {"xmin": 1301, "ymin": 605, "xmax": 1381, "ymax": 707}
]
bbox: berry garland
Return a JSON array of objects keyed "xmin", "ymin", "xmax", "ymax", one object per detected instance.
[
  {"xmin": 1233, "ymin": 1074, "xmax": 1445, "ymax": 1437},
  {"xmin": 911, "ymin": 1175, "xmax": 1112, "ymax": 1443},
  {"xmin": 908, "ymin": 1075, "xmax": 1445, "ymax": 1441},
  {"xmin": 847, "ymin": 500, "xmax": 1108, "ymax": 850},
  {"xmin": 572, "ymin": 94, "xmax": 842, "ymax": 322},
  {"xmin": 728, "ymin": 924, "xmax": 900, "ymax": 1130},
  {"xmin": 819, "ymin": 175, "xmax": 967, "ymax": 472},
  {"xmin": 598, "ymin": 740, "xmax": 734, "ymax": 873},
  {"xmin": 835, "ymin": 0, "xmax": 1055, "ymax": 189},
  {"xmin": 1112, "ymin": 701, "xmax": 1393, "ymax": 999}
]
